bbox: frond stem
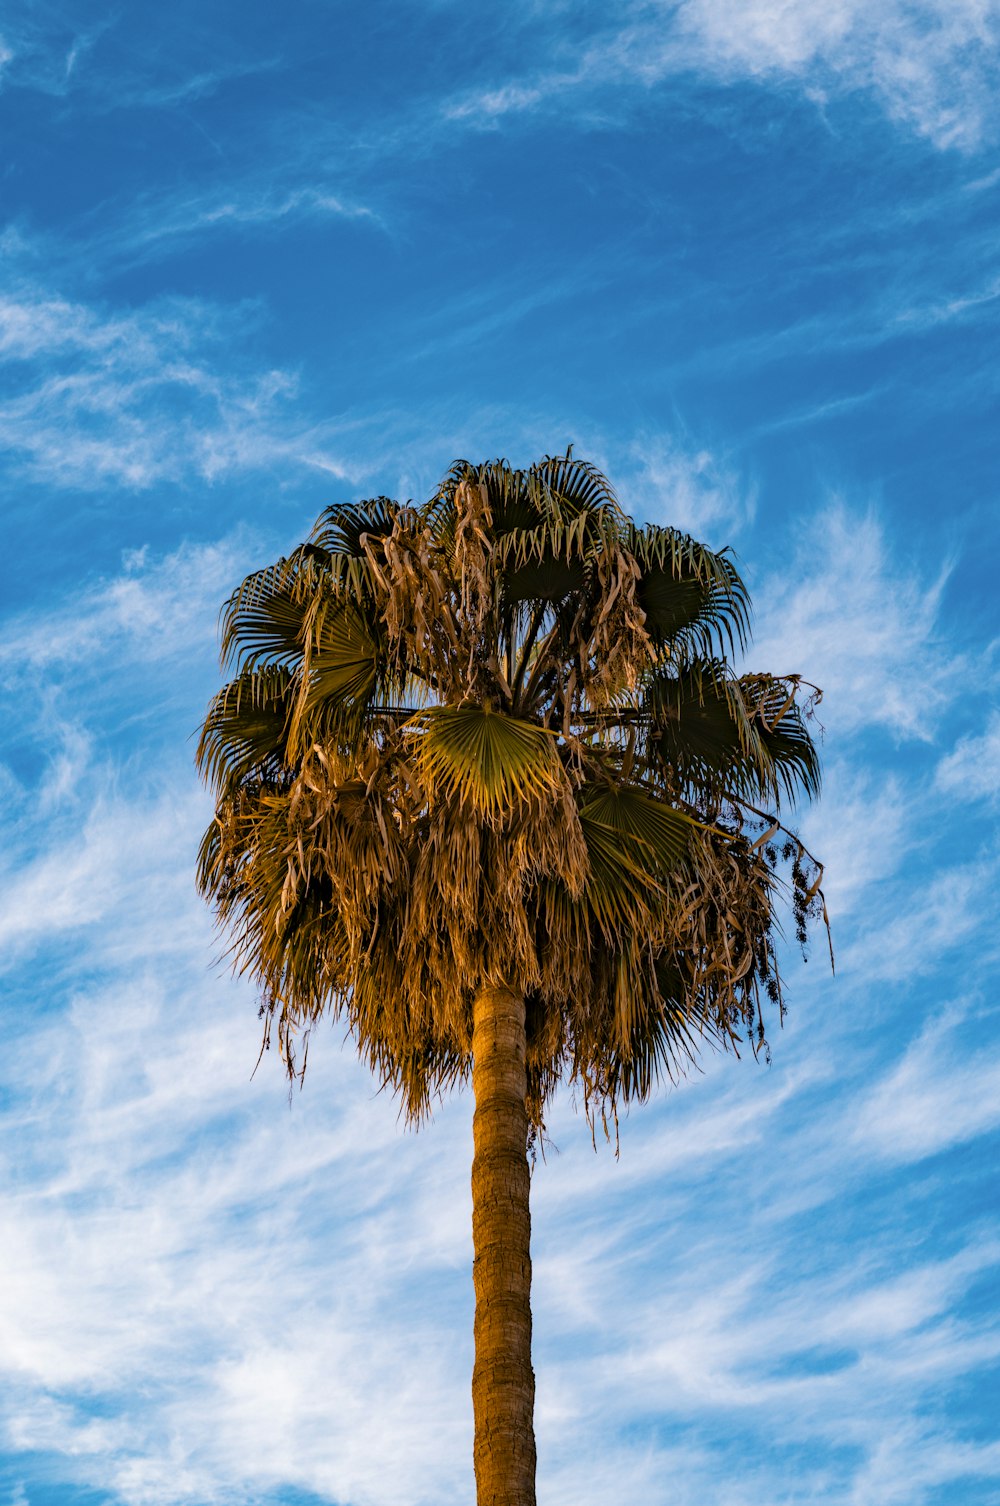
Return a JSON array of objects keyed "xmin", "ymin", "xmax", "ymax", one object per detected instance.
[
  {"xmin": 518, "ymin": 619, "xmax": 564, "ymax": 714},
  {"xmin": 511, "ymin": 602, "xmax": 549, "ymax": 710}
]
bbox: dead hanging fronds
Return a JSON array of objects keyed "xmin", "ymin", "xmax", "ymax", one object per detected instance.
[
  {"xmin": 586, "ymin": 543, "xmax": 653, "ymax": 703},
  {"xmin": 740, "ymin": 798, "xmax": 834, "ymax": 975},
  {"xmin": 196, "ymin": 451, "xmax": 828, "ymax": 1128},
  {"xmin": 453, "ymin": 479, "xmax": 496, "ymax": 631}
]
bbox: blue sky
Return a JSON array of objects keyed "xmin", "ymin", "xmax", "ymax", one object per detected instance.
[{"xmin": 1, "ymin": 2, "xmax": 998, "ymax": 1503}]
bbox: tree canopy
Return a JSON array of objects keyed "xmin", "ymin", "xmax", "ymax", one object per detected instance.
[{"xmin": 196, "ymin": 453, "xmax": 827, "ymax": 1132}]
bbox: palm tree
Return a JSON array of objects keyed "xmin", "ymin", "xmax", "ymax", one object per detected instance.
[{"xmin": 196, "ymin": 453, "xmax": 826, "ymax": 1506}]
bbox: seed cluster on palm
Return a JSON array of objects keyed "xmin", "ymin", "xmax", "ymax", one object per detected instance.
[{"xmin": 196, "ymin": 453, "xmax": 825, "ymax": 1506}]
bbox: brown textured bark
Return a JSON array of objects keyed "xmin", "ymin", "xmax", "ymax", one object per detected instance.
[{"xmin": 471, "ymin": 983, "xmax": 537, "ymax": 1506}]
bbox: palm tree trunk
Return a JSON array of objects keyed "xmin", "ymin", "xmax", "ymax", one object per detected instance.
[{"xmin": 471, "ymin": 982, "xmax": 537, "ymax": 1506}]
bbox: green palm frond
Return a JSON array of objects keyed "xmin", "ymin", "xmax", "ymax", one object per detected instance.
[
  {"xmin": 739, "ymin": 674, "xmax": 822, "ymax": 803},
  {"xmin": 287, "ymin": 601, "xmax": 381, "ymax": 755},
  {"xmin": 299, "ymin": 500, "xmax": 409, "ymax": 607},
  {"xmin": 530, "ymin": 451, "xmax": 623, "ymax": 522},
  {"xmin": 575, "ymin": 818, "xmax": 658, "ymax": 937},
  {"xmin": 436, "ymin": 455, "xmax": 621, "ymax": 607},
  {"xmin": 310, "ymin": 496, "xmax": 400, "ymax": 556},
  {"xmin": 433, "ymin": 459, "xmax": 537, "ymax": 537},
  {"xmin": 593, "ymin": 995, "xmax": 710, "ymax": 1104},
  {"xmin": 410, "ymin": 704, "xmax": 562, "ymax": 816},
  {"xmin": 565, "ymin": 796, "xmax": 682, "ymax": 942},
  {"xmin": 220, "ymin": 564, "xmax": 308, "ymax": 674},
  {"xmin": 501, "ymin": 554, "xmax": 587, "ymax": 604},
  {"xmin": 311, "ymin": 604, "xmax": 380, "ymax": 702},
  {"xmin": 494, "ymin": 514, "xmax": 593, "ymax": 570},
  {"xmin": 435, "ymin": 453, "xmax": 622, "ymax": 540},
  {"xmin": 646, "ymin": 664, "xmax": 819, "ymax": 807},
  {"xmin": 196, "ymin": 665, "xmax": 294, "ymax": 794},
  {"xmin": 628, "ymin": 524, "xmax": 750, "ymax": 656},
  {"xmin": 579, "ymin": 783, "xmax": 693, "ymax": 875}
]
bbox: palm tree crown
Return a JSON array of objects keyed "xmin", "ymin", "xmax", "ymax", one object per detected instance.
[{"xmin": 196, "ymin": 453, "xmax": 826, "ymax": 1130}]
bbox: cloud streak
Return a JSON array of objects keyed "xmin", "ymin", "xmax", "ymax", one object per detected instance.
[
  {"xmin": 750, "ymin": 500, "xmax": 957, "ymax": 739},
  {"xmin": 443, "ymin": 0, "xmax": 1000, "ymax": 151},
  {"xmin": 0, "ymin": 282, "xmax": 357, "ymax": 490},
  {"xmin": 936, "ymin": 709, "xmax": 1000, "ymax": 804}
]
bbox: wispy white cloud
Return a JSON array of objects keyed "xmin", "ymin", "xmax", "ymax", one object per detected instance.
[
  {"xmin": 668, "ymin": 0, "xmax": 1000, "ymax": 149},
  {"xmin": 444, "ymin": 0, "xmax": 1000, "ymax": 151},
  {"xmin": 797, "ymin": 762, "xmax": 909, "ymax": 918},
  {"xmin": 108, "ymin": 183, "xmax": 378, "ymax": 265},
  {"xmin": 0, "ymin": 970, "xmax": 476, "ymax": 1503},
  {"xmin": 0, "ymin": 281, "xmax": 355, "ymax": 490},
  {"xmin": 665, "ymin": 244, "xmax": 1000, "ymax": 402},
  {"xmin": 0, "ymin": 552, "xmax": 477, "ymax": 1497},
  {"xmin": 0, "ymin": 534, "xmax": 257, "ymax": 675},
  {"xmin": 106, "ymin": 60, "xmax": 283, "ymax": 112},
  {"xmin": 749, "ymin": 500, "xmax": 957, "ymax": 739},
  {"xmin": 0, "ymin": 535, "xmax": 265, "ymax": 965},
  {"xmin": 843, "ymin": 851, "xmax": 997, "ymax": 982},
  {"xmin": 936, "ymin": 708, "xmax": 1000, "ymax": 803},
  {"xmin": 530, "ymin": 1076, "xmax": 1000, "ymax": 1502},
  {"xmin": 605, "ymin": 1235, "xmax": 1000, "ymax": 1413},
  {"xmin": 3, "ymin": 825, "xmax": 996, "ymax": 1506},
  {"xmin": 0, "ymin": 8, "xmax": 275, "ymax": 113},
  {"xmin": 852, "ymin": 1005, "xmax": 1000, "ymax": 1161},
  {"xmin": 0, "ymin": 783, "xmax": 206, "ymax": 960},
  {"xmin": 617, "ymin": 432, "xmax": 756, "ymax": 541},
  {"xmin": 444, "ymin": 80, "xmax": 549, "ymax": 123},
  {"xmin": 850, "ymin": 1429, "xmax": 1000, "ymax": 1506}
]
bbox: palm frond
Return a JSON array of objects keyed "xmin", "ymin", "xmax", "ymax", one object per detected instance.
[
  {"xmin": 572, "ymin": 807, "xmax": 665, "ymax": 940},
  {"xmin": 581, "ymin": 832, "xmax": 655, "ymax": 941},
  {"xmin": 645, "ymin": 663, "xmax": 820, "ymax": 807},
  {"xmin": 579, "ymin": 782, "xmax": 693, "ymax": 875},
  {"xmin": 286, "ymin": 601, "xmax": 381, "ymax": 756},
  {"xmin": 196, "ymin": 665, "xmax": 294, "ymax": 794},
  {"xmin": 410, "ymin": 704, "xmax": 562, "ymax": 817},
  {"xmin": 530, "ymin": 452, "xmax": 623, "ymax": 524},
  {"xmin": 433, "ymin": 458, "xmax": 536, "ymax": 537},
  {"xmin": 628, "ymin": 524, "xmax": 750, "ymax": 656},
  {"xmin": 740, "ymin": 674, "xmax": 822, "ymax": 804},
  {"xmin": 220, "ymin": 564, "xmax": 308, "ymax": 674},
  {"xmin": 502, "ymin": 555, "xmax": 587, "ymax": 604},
  {"xmin": 310, "ymin": 496, "xmax": 400, "ymax": 556}
]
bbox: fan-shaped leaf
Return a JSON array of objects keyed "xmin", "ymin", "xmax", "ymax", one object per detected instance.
[
  {"xmin": 629, "ymin": 525, "xmax": 750, "ymax": 655},
  {"xmin": 311, "ymin": 496, "xmax": 399, "ymax": 556},
  {"xmin": 220, "ymin": 567, "xmax": 307, "ymax": 673},
  {"xmin": 410, "ymin": 704, "xmax": 561, "ymax": 815},
  {"xmin": 580, "ymin": 783, "xmax": 693, "ymax": 873},
  {"xmin": 647, "ymin": 666, "xmax": 820, "ymax": 806},
  {"xmin": 574, "ymin": 810, "xmax": 661, "ymax": 937},
  {"xmin": 502, "ymin": 556, "xmax": 587, "ymax": 603},
  {"xmin": 196, "ymin": 665, "xmax": 294, "ymax": 792},
  {"xmin": 310, "ymin": 603, "xmax": 379, "ymax": 703}
]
